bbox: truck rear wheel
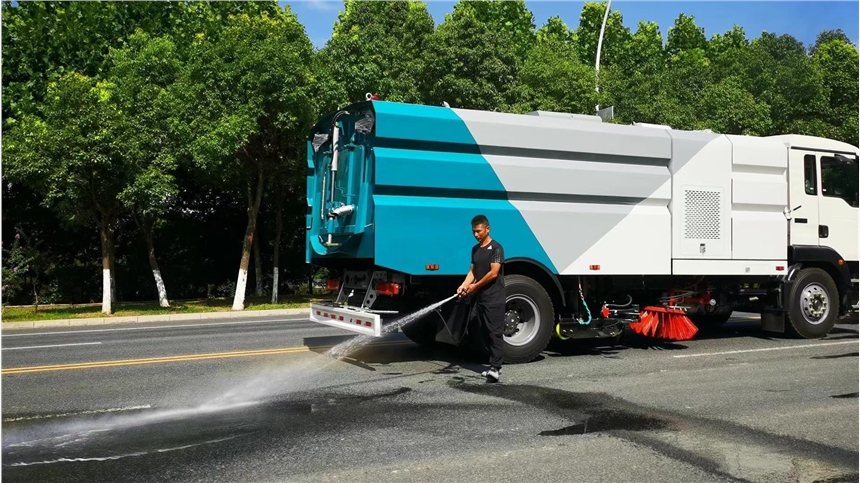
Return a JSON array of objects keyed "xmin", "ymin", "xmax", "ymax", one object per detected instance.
[
  {"xmin": 786, "ymin": 268, "xmax": 839, "ymax": 339},
  {"xmin": 689, "ymin": 306, "xmax": 733, "ymax": 331},
  {"xmin": 501, "ymin": 274, "xmax": 555, "ymax": 364}
]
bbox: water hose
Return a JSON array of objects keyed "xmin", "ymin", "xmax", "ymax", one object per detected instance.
[{"xmin": 556, "ymin": 279, "xmax": 592, "ymax": 340}]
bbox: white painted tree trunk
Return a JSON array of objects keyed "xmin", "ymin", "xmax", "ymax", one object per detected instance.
[
  {"xmin": 153, "ymin": 269, "xmax": 169, "ymax": 307},
  {"xmin": 271, "ymin": 268, "xmax": 279, "ymax": 304},
  {"xmin": 143, "ymin": 227, "xmax": 170, "ymax": 308},
  {"xmin": 102, "ymin": 268, "xmax": 112, "ymax": 314},
  {"xmin": 100, "ymin": 221, "xmax": 115, "ymax": 315},
  {"xmin": 233, "ymin": 169, "xmax": 264, "ymax": 312},
  {"xmin": 232, "ymin": 267, "xmax": 249, "ymax": 310}
]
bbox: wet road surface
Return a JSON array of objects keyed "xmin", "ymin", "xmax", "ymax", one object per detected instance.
[{"xmin": 2, "ymin": 314, "xmax": 858, "ymax": 482}]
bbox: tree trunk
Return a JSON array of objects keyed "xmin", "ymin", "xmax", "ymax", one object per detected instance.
[
  {"xmin": 143, "ymin": 222, "xmax": 170, "ymax": 308},
  {"xmin": 253, "ymin": 230, "xmax": 264, "ymax": 297},
  {"xmin": 272, "ymin": 199, "xmax": 283, "ymax": 304},
  {"xmin": 99, "ymin": 221, "xmax": 114, "ymax": 314},
  {"xmin": 32, "ymin": 279, "xmax": 39, "ymax": 312},
  {"xmin": 109, "ymin": 227, "xmax": 117, "ymax": 304},
  {"xmin": 232, "ymin": 169, "xmax": 265, "ymax": 311}
]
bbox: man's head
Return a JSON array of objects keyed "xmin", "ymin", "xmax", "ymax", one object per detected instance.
[{"xmin": 471, "ymin": 214, "xmax": 490, "ymax": 243}]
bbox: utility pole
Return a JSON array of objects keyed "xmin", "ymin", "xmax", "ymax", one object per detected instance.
[{"xmin": 595, "ymin": 0, "xmax": 612, "ymax": 113}]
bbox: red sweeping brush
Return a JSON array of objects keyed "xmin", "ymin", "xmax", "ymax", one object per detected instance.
[{"xmin": 629, "ymin": 306, "xmax": 698, "ymax": 341}]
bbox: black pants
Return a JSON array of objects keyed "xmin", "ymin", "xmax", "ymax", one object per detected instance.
[{"xmin": 474, "ymin": 301, "xmax": 505, "ymax": 369}]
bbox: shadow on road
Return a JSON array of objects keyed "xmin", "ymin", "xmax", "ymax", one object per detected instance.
[{"xmin": 303, "ymin": 318, "xmax": 860, "ymax": 369}]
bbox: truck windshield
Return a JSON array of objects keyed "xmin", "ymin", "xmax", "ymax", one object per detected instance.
[{"xmin": 821, "ymin": 155, "xmax": 859, "ymax": 207}]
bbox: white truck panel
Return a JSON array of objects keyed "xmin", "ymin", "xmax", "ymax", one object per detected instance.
[
  {"xmin": 727, "ymin": 135, "xmax": 789, "ymax": 261},
  {"xmin": 670, "ymin": 133, "xmax": 733, "ymax": 261}
]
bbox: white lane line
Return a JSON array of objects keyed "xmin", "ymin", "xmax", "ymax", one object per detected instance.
[
  {"xmin": 2, "ymin": 342, "xmax": 103, "ymax": 351},
  {"xmin": 3, "ymin": 404, "xmax": 153, "ymax": 422},
  {"xmin": 672, "ymin": 340, "xmax": 859, "ymax": 358},
  {"xmin": 1, "ymin": 317, "xmax": 311, "ymax": 338}
]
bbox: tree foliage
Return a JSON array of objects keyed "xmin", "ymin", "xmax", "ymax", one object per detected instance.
[{"xmin": 320, "ymin": 0, "xmax": 434, "ymax": 104}]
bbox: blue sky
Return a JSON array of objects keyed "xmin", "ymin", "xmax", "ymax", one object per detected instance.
[{"xmin": 282, "ymin": 1, "xmax": 859, "ymax": 51}]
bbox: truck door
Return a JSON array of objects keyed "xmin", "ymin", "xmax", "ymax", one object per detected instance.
[
  {"xmin": 817, "ymin": 153, "xmax": 859, "ymax": 261},
  {"xmin": 787, "ymin": 150, "xmax": 820, "ymax": 247}
]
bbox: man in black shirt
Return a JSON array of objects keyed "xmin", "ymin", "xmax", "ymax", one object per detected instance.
[{"xmin": 457, "ymin": 214, "xmax": 506, "ymax": 382}]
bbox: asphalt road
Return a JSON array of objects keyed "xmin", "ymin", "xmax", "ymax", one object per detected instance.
[{"xmin": 2, "ymin": 314, "xmax": 858, "ymax": 483}]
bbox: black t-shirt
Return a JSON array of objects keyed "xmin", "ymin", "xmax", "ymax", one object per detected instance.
[{"xmin": 471, "ymin": 239, "xmax": 505, "ymax": 305}]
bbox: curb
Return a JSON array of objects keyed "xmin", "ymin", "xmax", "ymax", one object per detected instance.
[{"xmin": 1, "ymin": 308, "xmax": 311, "ymax": 332}]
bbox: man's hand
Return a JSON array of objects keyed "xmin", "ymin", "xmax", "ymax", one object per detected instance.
[{"xmin": 457, "ymin": 284, "xmax": 470, "ymax": 297}]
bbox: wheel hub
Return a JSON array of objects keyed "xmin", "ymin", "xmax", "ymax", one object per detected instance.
[
  {"xmin": 504, "ymin": 310, "xmax": 521, "ymax": 337},
  {"xmin": 503, "ymin": 295, "xmax": 540, "ymax": 346},
  {"xmin": 801, "ymin": 283, "xmax": 830, "ymax": 324}
]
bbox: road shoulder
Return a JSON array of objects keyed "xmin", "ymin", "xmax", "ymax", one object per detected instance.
[{"xmin": 1, "ymin": 308, "xmax": 312, "ymax": 332}]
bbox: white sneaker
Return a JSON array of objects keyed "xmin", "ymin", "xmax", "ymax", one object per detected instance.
[{"xmin": 481, "ymin": 367, "xmax": 501, "ymax": 383}]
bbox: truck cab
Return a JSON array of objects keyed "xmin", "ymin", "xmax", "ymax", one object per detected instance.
[{"xmin": 778, "ymin": 135, "xmax": 859, "ymax": 325}]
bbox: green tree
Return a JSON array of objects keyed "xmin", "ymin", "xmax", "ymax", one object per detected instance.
[
  {"xmin": 320, "ymin": 0, "xmax": 434, "ymax": 105},
  {"xmin": 696, "ymin": 76, "xmax": 772, "ymax": 135},
  {"xmin": 623, "ymin": 21, "xmax": 666, "ymax": 75},
  {"xmin": 1, "ymin": 1, "xmax": 279, "ymax": 121},
  {"xmin": 108, "ymin": 30, "xmax": 182, "ymax": 307},
  {"xmin": 419, "ymin": 2, "xmax": 520, "ymax": 110},
  {"xmin": 3, "ymin": 73, "xmax": 126, "ymax": 314},
  {"xmin": 708, "ymin": 25, "xmax": 749, "ymax": 82},
  {"xmin": 574, "ymin": 2, "xmax": 631, "ymax": 69},
  {"xmin": 808, "ymin": 28, "xmax": 853, "ymax": 56},
  {"xmin": 516, "ymin": 20, "xmax": 597, "ymax": 115},
  {"xmin": 737, "ymin": 33, "xmax": 829, "ymax": 137},
  {"xmin": 812, "ymin": 37, "xmax": 859, "ymax": 145},
  {"xmin": 537, "ymin": 16, "xmax": 573, "ymax": 45},
  {"xmin": 1, "ymin": 228, "xmax": 48, "ymax": 308},
  {"xmin": 167, "ymin": 9, "xmax": 317, "ymax": 311},
  {"xmin": 451, "ymin": 0, "xmax": 536, "ymax": 61},
  {"xmin": 666, "ymin": 13, "xmax": 708, "ymax": 58}
]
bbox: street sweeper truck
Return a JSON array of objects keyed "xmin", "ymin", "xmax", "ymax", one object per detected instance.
[{"xmin": 305, "ymin": 95, "xmax": 859, "ymax": 364}]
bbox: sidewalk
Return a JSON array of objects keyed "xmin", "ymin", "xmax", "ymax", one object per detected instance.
[{"xmin": 1, "ymin": 307, "xmax": 312, "ymax": 332}]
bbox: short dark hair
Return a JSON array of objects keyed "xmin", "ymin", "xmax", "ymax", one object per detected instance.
[{"xmin": 471, "ymin": 214, "xmax": 489, "ymax": 227}]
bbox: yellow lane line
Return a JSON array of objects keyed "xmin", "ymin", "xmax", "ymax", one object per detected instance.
[{"xmin": 2, "ymin": 340, "xmax": 411, "ymax": 375}]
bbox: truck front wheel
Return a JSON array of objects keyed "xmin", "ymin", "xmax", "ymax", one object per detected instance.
[{"xmin": 786, "ymin": 268, "xmax": 839, "ymax": 339}]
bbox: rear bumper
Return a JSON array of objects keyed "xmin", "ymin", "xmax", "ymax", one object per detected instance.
[{"xmin": 310, "ymin": 303, "xmax": 383, "ymax": 337}]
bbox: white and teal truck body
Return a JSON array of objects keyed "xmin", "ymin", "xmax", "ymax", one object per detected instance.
[{"xmin": 305, "ymin": 98, "xmax": 859, "ymax": 363}]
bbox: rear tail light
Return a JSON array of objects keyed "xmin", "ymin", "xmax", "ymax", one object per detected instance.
[
  {"xmin": 376, "ymin": 282, "xmax": 401, "ymax": 296},
  {"xmin": 326, "ymin": 279, "xmax": 340, "ymax": 291}
]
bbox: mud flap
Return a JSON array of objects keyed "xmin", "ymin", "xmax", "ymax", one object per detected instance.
[
  {"xmin": 442, "ymin": 296, "xmax": 476, "ymax": 346},
  {"xmin": 760, "ymin": 310, "xmax": 786, "ymax": 333}
]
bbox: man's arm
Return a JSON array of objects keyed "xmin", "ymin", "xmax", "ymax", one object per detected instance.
[
  {"xmin": 462, "ymin": 264, "xmax": 476, "ymax": 286},
  {"xmin": 458, "ymin": 264, "xmax": 476, "ymax": 295},
  {"xmin": 467, "ymin": 262, "xmax": 501, "ymax": 292}
]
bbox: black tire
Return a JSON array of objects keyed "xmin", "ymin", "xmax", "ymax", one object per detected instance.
[
  {"xmin": 500, "ymin": 274, "xmax": 555, "ymax": 364},
  {"xmin": 689, "ymin": 307, "xmax": 733, "ymax": 329},
  {"xmin": 786, "ymin": 268, "xmax": 839, "ymax": 339}
]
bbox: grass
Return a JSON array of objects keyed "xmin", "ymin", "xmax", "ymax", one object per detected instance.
[{"xmin": 1, "ymin": 293, "xmax": 328, "ymax": 323}]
